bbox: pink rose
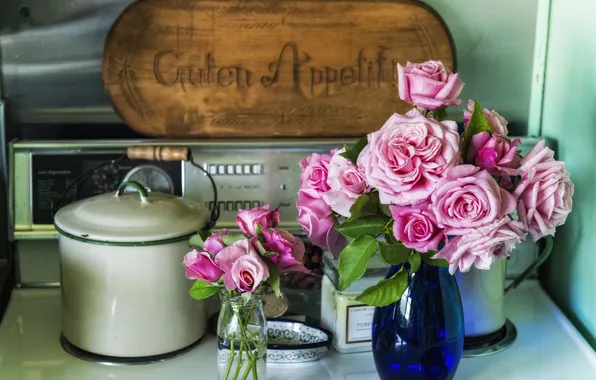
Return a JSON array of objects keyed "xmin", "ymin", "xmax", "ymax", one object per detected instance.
[
  {"xmin": 300, "ymin": 153, "xmax": 332, "ymax": 194},
  {"xmin": 322, "ymin": 149, "xmax": 370, "ymax": 217},
  {"xmin": 390, "ymin": 202, "xmax": 445, "ymax": 253},
  {"xmin": 261, "ymin": 228, "xmax": 309, "ymax": 273},
  {"xmin": 236, "ymin": 205, "xmax": 280, "ymax": 237},
  {"xmin": 467, "ymin": 132, "xmax": 522, "ymax": 189},
  {"xmin": 296, "ymin": 188, "xmax": 347, "ymax": 258},
  {"xmin": 357, "ymin": 110, "xmax": 460, "ymax": 205},
  {"xmin": 513, "ymin": 140, "xmax": 574, "ymax": 241},
  {"xmin": 431, "ymin": 165, "xmax": 516, "ymax": 235},
  {"xmin": 204, "ymin": 229, "xmax": 229, "ymax": 255},
  {"xmin": 397, "ymin": 60, "xmax": 464, "ymax": 110},
  {"xmin": 433, "ymin": 217, "xmax": 527, "ymax": 274},
  {"xmin": 215, "ymin": 239, "xmax": 269, "ymax": 293},
  {"xmin": 463, "ymin": 100, "xmax": 509, "ymax": 136},
  {"xmin": 183, "ymin": 249, "xmax": 224, "ymax": 283},
  {"xmin": 299, "ymin": 149, "xmax": 339, "ymax": 171}
]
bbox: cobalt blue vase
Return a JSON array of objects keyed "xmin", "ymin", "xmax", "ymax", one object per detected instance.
[{"xmin": 372, "ymin": 262, "xmax": 464, "ymax": 380}]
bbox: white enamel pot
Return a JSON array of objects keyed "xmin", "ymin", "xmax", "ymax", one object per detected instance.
[{"xmin": 54, "ymin": 181, "xmax": 209, "ymax": 358}]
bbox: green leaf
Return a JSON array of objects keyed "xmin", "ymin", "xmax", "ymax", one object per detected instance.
[
  {"xmin": 222, "ymin": 234, "xmax": 246, "ymax": 246},
  {"xmin": 383, "ymin": 229, "xmax": 399, "ymax": 245},
  {"xmin": 188, "ymin": 233, "xmax": 206, "ymax": 249},
  {"xmin": 509, "ymin": 210, "xmax": 519, "ymax": 221},
  {"xmin": 254, "ymin": 240, "xmax": 267, "ymax": 255},
  {"xmin": 263, "ymin": 251, "xmax": 279, "ymax": 258},
  {"xmin": 379, "ymin": 204, "xmax": 392, "ymax": 218},
  {"xmin": 408, "ymin": 251, "xmax": 422, "ymax": 274},
  {"xmin": 432, "ymin": 107, "xmax": 448, "ymax": 122},
  {"xmin": 339, "ymin": 136, "xmax": 368, "ymax": 164},
  {"xmin": 241, "ymin": 292, "xmax": 253, "ymax": 305},
  {"xmin": 348, "ymin": 192, "xmax": 382, "ymax": 221},
  {"xmin": 255, "ymin": 223, "xmax": 264, "ymax": 240},
  {"xmin": 265, "ymin": 262, "xmax": 281, "ymax": 297},
  {"xmin": 462, "ymin": 100, "xmax": 493, "ymax": 159},
  {"xmin": 379, "ymin": 241, "xmax": 411, "ymax": 265},
  {"xmin": 355, "ymin": 269, "xmax": 409, "ymax": 307},
  {"xmin": 189, "ymin": 280, "xmax": 223, "ymax": 301},
  {"xmin": 338, "ymin": 235, "xmax": 378, "ymax": 291},
  {"xmin": 335, "ymin": 215, "xmax": 387, "ymax": 239},
  {"xmin": 420, "ymin": 251, "xmax": 449, "ymax": 268}
]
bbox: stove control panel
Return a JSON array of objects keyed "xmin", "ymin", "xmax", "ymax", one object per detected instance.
[
  {"xmin": 10, "ymin": 139, "xmax": 345, "ymax": 237},
  {"xmin": 183, "ymin": 146, "xmax": 327, "ymax": 230}
]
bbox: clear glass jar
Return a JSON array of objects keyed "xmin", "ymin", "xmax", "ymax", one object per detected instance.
[{"xmin": 217, "ymin": 290, "xmax": 267, "ymax": 380}]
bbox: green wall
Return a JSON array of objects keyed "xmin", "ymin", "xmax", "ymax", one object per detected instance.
[
  {"xmin": 423, "ymin": 0, "xmax": 596, "ymax": 347},
  {"xmin": 422, "ymin": 0, "xmax": 539, "ymax": 134},
  {"xmin": 539, "ymin": 0, "xmax": 596, "ymax": 347}
]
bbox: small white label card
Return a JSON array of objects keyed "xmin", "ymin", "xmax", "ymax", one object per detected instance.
[{"xmin": 346, "ymin": 305, "xmax": 375, "ymax": 343}]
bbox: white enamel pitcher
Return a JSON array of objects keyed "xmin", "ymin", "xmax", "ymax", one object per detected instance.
[{"xmin": 457, "ymin": 236, "xmax": 553, "ymax": 337}]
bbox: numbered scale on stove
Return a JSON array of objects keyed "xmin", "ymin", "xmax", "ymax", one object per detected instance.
[{"xmin": 122, "ymin": 165, "xmax": 175, "ymax": 194}]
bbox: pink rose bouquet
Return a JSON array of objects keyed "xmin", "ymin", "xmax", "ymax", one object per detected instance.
[
  {"xmin": 296, "ymin": 60, "xmax": 574, "ymax": 307},
  {"xmin": 183, "ymin": 204, "xmax": 308, "ymax": 299},
  {"xmin": 184, "ymin": 206, "xmax": 307, "ymax": 379}
]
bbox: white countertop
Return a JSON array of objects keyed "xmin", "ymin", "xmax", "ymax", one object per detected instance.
[{"xmin": 1, "ymin": 280, "xmax": 595, "ymax": 380}]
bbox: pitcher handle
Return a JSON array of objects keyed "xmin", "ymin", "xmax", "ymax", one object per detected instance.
[{"xmin": 504, "ymin": 235, "xmax": 553, "ymax": 294}]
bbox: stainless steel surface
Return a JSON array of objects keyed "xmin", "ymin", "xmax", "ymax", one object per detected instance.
[
  {"xmin": 59, "ymin": 333, "xmax": 204, "ymax": 366},
  {"xmin": 0, "ymin": 100, "xmax": 7, "ymax": 260},
  {"xmin": 462, "ymin": 319, "xmax": 518, "ymax": 358},
  {"xmin": 0, "ymin": 101, "xmax": 7, "ymax": 185},
  {"xmin": 15, "ymin": 240, "xmax": 59, "ymax": 287},
  {"xmin": 0, "ymin": 96, "xmax": 14, "ymax": 320},
  {"xmin": 0, "ymin": 0, "xmax": 132, "ymax": 124},
  {"xmin": 9, "ymin": 137, "xmax": 546, "ymax": 287},
  {"xmin": 17, "ymin": 282, "xmax": 60, "ymax": 289}
]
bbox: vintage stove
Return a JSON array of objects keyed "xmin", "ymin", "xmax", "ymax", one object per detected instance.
[
  {"xmin": 1, "ymin": 138, "xmax": 596, "ymax": 379},
  {"xmin": 8, "ymin": 137, "xmax": 546, "ymax": 286}
]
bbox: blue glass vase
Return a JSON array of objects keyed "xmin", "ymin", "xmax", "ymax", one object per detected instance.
[{"xmin": 372, "ymin": 262, "xmax": 464, "ymax": 380}]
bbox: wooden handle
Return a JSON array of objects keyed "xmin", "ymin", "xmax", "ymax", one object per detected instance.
[{"xmin": 126, "ymin": 146, "xmax": 189, "ymax": 161}]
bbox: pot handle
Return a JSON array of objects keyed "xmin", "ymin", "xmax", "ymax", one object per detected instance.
[
  {"xmin": 504, "ymin": 235, "xmax": 553, "ymax": 294},
  {"xmin": 115, "ymin": 181, "xmax": 149, "ymax": 204}
]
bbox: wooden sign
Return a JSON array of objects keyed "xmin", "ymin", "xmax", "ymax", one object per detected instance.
[{"xmin": 102, "ymin": 0, "xmax": 455, "ymax": 138}]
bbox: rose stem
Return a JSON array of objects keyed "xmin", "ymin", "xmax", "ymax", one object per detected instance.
[
  {"xmin": 239, "ymin": 310, "xmax": 257, "ymax": 380},
  {"xmin": 251, "ymin": 358, "xmax": 259, "ymax": 380},
  {"xmin": 241, "ymin": 356, "xmax": 256, "ymax": 380},
  {"xmin": 231, "ymin": 340, "xmax": 245, "ymax": 380},
  {"xmin": 223, "ymin": 336, "xmax": 235, "ymax": 380}
]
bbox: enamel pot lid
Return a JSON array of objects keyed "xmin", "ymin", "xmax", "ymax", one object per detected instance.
[{"xmin": 54, "ymin": 181, "xmax": 209, "ymax": 245}]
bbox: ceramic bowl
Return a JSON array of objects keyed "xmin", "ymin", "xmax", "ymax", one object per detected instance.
[{"xmin": 267, "ymin": 319, "xmax": 332, "ymax": 364}]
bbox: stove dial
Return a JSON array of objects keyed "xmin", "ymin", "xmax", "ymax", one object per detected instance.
[
  {"xmin": 122, "ymin": 165, "xmax": 174, "ymax": 194},
  {"xmin": 92, "ymin": 165, "xmax": 120, "ymax": 193}
]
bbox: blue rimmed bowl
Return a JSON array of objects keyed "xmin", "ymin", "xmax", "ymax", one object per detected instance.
[{"xmin": 266, "ymin": 319, "xmax": 332, "ymax": 364}]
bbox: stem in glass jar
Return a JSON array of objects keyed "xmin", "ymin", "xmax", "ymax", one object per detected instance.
[
  {"xmin": 223, "ymin": 336, "xmax": 235, "ymax": 380},
  {"xmin": 232, "ymin": 340, "xmax": 245, "ymax": 380},
  {"xmin": 251, "ymin": 358, "xmax": 259, "ymax": 380},
  {"xmin": 241, "ymin": 356, "xmax": 256, "ymax": 380}
]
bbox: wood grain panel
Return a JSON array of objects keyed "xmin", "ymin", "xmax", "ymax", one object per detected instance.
[{"xmin": 102, "ymin": 0, "xmax": 455, "ymax": 138}]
